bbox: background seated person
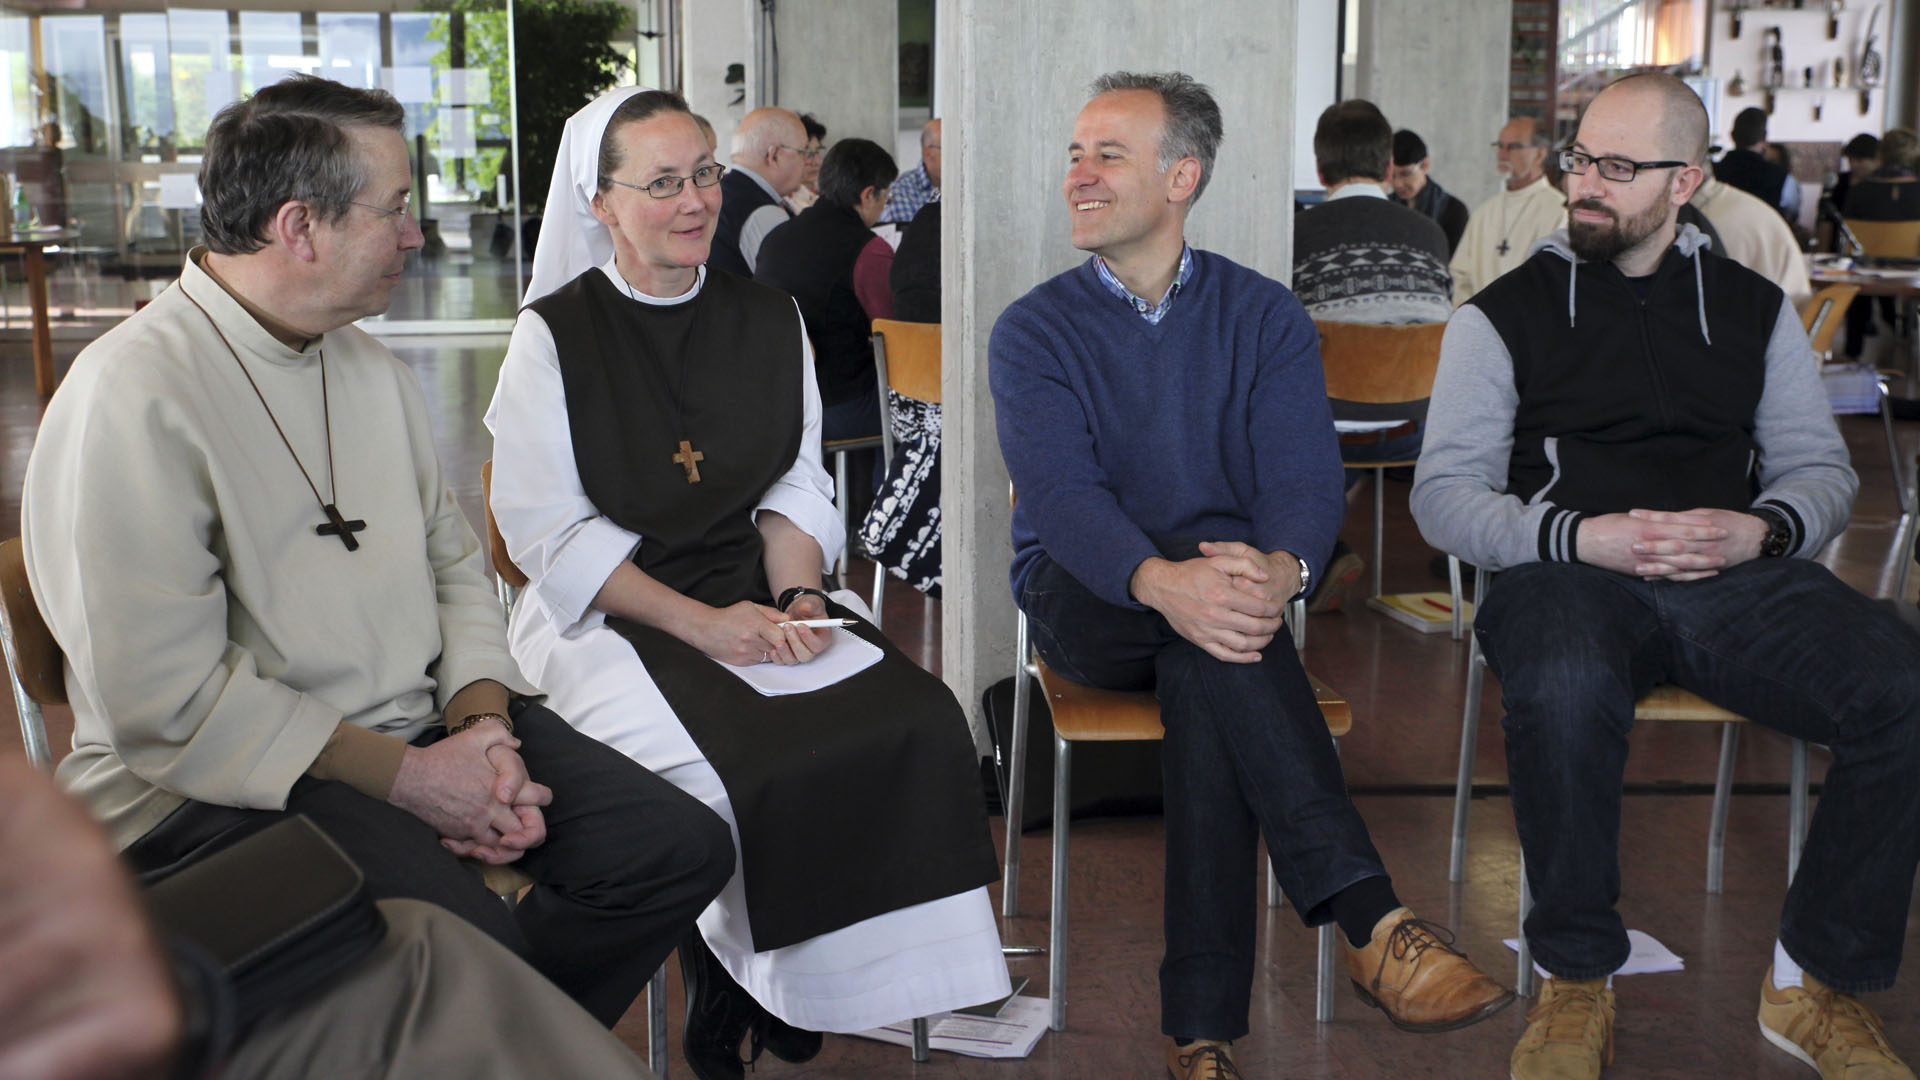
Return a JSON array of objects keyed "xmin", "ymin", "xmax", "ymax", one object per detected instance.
[
  {"xmin": 1412, "ymin": 73, "xmax": 1920, "ymax": 1080},
  {"xmin": 21, "ymin": 74, "xmax": 730, "ymax": 1032},
  {"xmin": 484, "ymin": 88, "xmax": 1007, "ymax": 1080}
]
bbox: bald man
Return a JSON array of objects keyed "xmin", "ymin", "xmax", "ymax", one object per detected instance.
[
  {"xmin": 1448, "ymin": 115, "xmax": 1567, "ymax": 303},
  {"xmin": 712, "ymin": 106, "xmax": 808, "ymax": 276},
  {"xmin": 881, "ymin": 118, "xmax": 941, "ymax": 225},
  {"xmin": 1414, "ymin": 73, "xmax": 1920, "ymax": 1080}
]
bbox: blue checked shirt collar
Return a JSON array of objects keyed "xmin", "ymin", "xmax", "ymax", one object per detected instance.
[{"xmin": 1094, "ymin": 244, "xmax": 1194, "ymax": 325}]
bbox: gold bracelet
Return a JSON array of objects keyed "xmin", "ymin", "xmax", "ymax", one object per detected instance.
[{"xmin": 449, "ymin": 711, "xmax": 513, "ymax": 736}]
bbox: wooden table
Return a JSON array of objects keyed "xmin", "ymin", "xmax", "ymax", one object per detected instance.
[{"xmin": 0, "ymin": 227, "xmax": 79, "ymax": 396}]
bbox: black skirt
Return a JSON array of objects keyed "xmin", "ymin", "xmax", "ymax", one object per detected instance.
[{"xmin": 608, "ymin": 601, "xmax": 998, "ymax": 951}]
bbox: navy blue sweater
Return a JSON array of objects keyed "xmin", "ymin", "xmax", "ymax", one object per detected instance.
[{"xmin": 989, "ymin": 250, "xmax": 1344, "ymax": 608}]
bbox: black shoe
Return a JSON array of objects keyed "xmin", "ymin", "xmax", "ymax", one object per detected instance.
[
  {"xmin": 753, "ymin": 1012, "xmax": 825, "ymax": 1064},
  {"xmin": 678, "ymin": 935, "xmax": 755, "ymax": 1080}
]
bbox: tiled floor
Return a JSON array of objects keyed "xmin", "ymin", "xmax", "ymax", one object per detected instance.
[{"xmin": 4, "ymin": 333, "xmax": 1919, "ymax": 1079}]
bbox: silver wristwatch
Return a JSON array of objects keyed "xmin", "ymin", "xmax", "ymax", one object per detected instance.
[{"xmin": 1293, "ymin": 555, "xmax": 1311, "ymax": 601}]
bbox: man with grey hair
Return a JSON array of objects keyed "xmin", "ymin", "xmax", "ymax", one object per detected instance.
[
  {"xmin": 1414, "ymin": 72, "xmax": 1920, "ymax": 1080},
  {"xmin": 1449, "ymin": 114, "xmax": 1567, "ymax": 302},
  {"xmin": 992, "ymin": 69, "xmax": 1511, "ymax": 1080},
  {"xmin": 21, "ymin": 73, "xmax": 731, "ymax": 1031},
  {"xmin": 881, "ymin": 117, "xmax": 941, "ymax": 225},
  {"xmin": 711, "ymin": 106, "xmax": 807, "ymax": 276}
]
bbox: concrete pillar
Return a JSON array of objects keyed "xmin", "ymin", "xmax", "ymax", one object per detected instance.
[
  {"xmin": 940, "ymin": 1, "xmax": 1300, "ymax": 752},
  {"xmin": 754, "ymin": 0, "xmax": 898, "ymax": 151},
  {"xmin": 680, "ymin": 0, "xmax": 749, "ymax": 141},
  {"xmin": 1354, "ymin": 0, "xmax": 1513, "ymax": 212}
]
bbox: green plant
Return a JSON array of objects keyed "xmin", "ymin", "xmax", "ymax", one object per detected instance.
[{"xmin": 425, "ymin": 0, "xmax": 630, "ymax": 212}]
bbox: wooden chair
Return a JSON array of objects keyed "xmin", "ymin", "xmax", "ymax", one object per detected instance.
[
  {"xmin": 997, "ymin": 497, "xmax": 1352, "ymax": 1029},
  {"xmin": 1844, "ymin": 218, "xmax": 1920, "ymax": 259},
  {"xmin": 866, "ymin": 319, "xmax": 942, "ymax": 621},
  {"xmin": 481, "ymin": 463, "xmax": 931, "ymax": 1062},
  {"xmin": 0, "ymin": 536, "xmax": 61, "ymax": 771},
  {"xmin": 1315, "ymin": 320, "xmax": 1466, "ymax": 638},
  {"xmin": 1802, "ymin": 283, "xmax": 1860, "ymax": 355},
  {"xmin": 1443, "ymin": 566, "xmax": 1810, "ymax": 994}
]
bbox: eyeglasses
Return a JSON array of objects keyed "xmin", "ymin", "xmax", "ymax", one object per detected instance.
[
  {"xmin": 1558, "ymin": 149, "xmax": 1687, "ymax": 183},
  {"xmin": 1491, "ymin": 141, "xmax": 1536, "ymax": 153},
  {"xmin": 350, "ymin": 200, "xmax": 416, "ymax": 229},
  {"xmin": 605, "ymin": 163, "xmax": 729, "ymax": 200},
  {"xmin": 777, "ymin": 143, "xmax": 825, "ymax": 161}
]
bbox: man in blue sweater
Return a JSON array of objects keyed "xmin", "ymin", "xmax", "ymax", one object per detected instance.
[{"xmin": 990, "ymin": 71, "xmax": 1512, "ymax": 1080}]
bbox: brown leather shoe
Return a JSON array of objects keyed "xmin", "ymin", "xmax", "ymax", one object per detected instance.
[
  {"xmin": 1345, "ymin": 907, "xmax": 1516, "ymax": 1033},
  {"xmin": 1166, "ymin": 1039, "xmax": 1242, "ymax": 1080}
]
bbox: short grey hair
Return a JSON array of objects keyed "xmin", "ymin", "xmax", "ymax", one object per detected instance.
[
  {"xmin": 199, "ymin": 74, "xmax": 405, "ymax": 255},
  {"xmin": 1089, "ymin": 71, "xmax": 1224, "ymax": 206}
]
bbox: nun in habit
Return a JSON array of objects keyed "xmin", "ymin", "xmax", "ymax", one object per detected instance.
[{"xmin": 484, "ymin": 88, "xmax": 1008, "ymax": 1078}]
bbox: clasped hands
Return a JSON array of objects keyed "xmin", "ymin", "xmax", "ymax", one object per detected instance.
[
  {"xmin": 390, "ymin": 720, "xmax": 551, "ymax": 865},
  {"xmin": 1577, "ymin": 507, "xmax": 1767, "ymax": 582},
  {"xmin": 685, "ymin": 590, "xmax": 837, "ymax": 667},
  {"xmin": 1130, "ymin": 541, "xmax": 1301, "ymax": 664}
]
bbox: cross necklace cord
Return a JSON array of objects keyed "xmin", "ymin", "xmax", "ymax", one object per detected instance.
[
  {"xmin": 615, "ymin": 267, "xmax": 706, "ymax": 483},
  {"xmin": 185, "ymin": 292, "xmax": 367, "ymax": 551}
]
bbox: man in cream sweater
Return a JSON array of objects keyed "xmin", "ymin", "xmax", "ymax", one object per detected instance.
[{"xmin": 21, "ymin": 75, "xmax": 731, "ymax": 1030}]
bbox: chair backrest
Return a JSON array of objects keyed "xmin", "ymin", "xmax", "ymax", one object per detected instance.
[
  {"xmin": 1801, "ymin": 283, "xmax": 1859, "ymax": 357},
  {"xmin": 1314, "ymin": 320, "xmax": 1448, "ymax": 406},
  {"xmin": 870, "ymin": 319, "xmax": 942, "ymax": 404},
  {"xmin": 1845, "ymin": 218, "xmax": 1920, "ymax": 259},
  {"xmin": 479, "ymin": 461, "xmax": 529, "ymax": 591},
  {"xmin": 0, "ymin": 537, "xmax": 65, "ymax": 709}
]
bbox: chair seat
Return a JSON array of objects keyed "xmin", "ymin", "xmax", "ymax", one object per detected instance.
[
  {"xmin": 1033, "ymin": 657, "xmax": 1351, "ymax": 740},
  {"xmin": 479, "ymin": 863, "xmax": 536, "ymax": 899},
  {"xmin": 824, "ymin": 435, "xmax": 883, "ymax": 452},
  {"xmin": 1342, "ymin": 459, "xmax": 1418, "ymax": 470},
  {"xmin": 1634, "ymin": 684, "xmax": 1741, "ymax": 723}
]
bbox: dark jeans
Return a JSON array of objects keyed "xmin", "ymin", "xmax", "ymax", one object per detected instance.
[
  {"xmin": 125, "ymin": 701, "xmax": 735, "ymax": 1026},
  {"xmin": 1338, "ymin": 420, "xmax": 1425, "ymax": 492},
  {"xmin": 1475, "ymin": 559, "xmax": 1920, "ymax": 992},
  {"xmin": 1018, "ymin": 541, "xmax": 1388, "ymax": 1040}
]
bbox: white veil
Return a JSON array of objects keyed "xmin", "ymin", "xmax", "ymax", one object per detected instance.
[{"xmin": 523, "ymin": 84, "xmax": 651, "ymax": 305}]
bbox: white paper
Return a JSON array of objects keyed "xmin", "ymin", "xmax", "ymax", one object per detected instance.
[
  {"xmin": 380, "ymin": 66, "xmax": 433, "ymax": 103},
  {"xmin": 439, "ymin": 67, "xmax": 490, "ymax": 106},
  {"xmin": 714, "ymin": 627, "xmax": 883, "ymax": 696},
  {"xmin": 156, "ymin": 173, "xmax": 200, "ymax": 210},
  {"xmin": 438, "ymin": 107, "xmax": 477, "ymax": 158},
  {"xmin": 1504, "ymin": 929, "xmax": 1684, "ymax": 980},
  {"xmin": 852, "ymin": 994, "xmax": 1050, "ymax": 1059},
  {"xmin": 204, "ymin": 69, "xmax": 238, "ymax": 115}
]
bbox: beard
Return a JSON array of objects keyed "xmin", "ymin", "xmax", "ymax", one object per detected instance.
[{"xmin": 1567, "ymin": 177, "xmax": 1675, "ymax": 264}]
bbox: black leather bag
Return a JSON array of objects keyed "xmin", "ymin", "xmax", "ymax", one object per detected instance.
[{"xmin": 143, "ymin": 815, "xmax": 387, "ymax": 1031}]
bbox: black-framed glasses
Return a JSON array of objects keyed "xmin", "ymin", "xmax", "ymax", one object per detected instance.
[
  {"xmin": 1491, "ymin": 141, "xmax": 1533, "ymax": 152},
  {"xmin": 1559, "ymin": 149, "xmax": 1687, "ymax": 183},
  {"xmin": 605, "ymin": 163, "xmax": 728, "ymax": 199}
]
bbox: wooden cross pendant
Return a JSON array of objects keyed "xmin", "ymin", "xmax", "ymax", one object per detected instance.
[
  {"xmin": 315, "ymin": 503, "xmax": 368, "ymax": 551},
  {"xmin": 1496, "ymin": 239, "xmax": 1511, "ymax": 257},
  {"xmin": 672, "ymin": 439, "xmax": 706, "ymax": 484}
]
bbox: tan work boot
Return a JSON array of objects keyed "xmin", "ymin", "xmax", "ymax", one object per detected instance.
[
  {"xmin": 1166, "ymin": 1038, "xmax": 1242, "ymax": 1080},
  {"xmin": 1758, "ymin": 964, "xmax": 1915, "ymax": 1079},
  {"xmin": 1509, "ymin": 977, "xmax": 1614, "ymax": 1080},
  {"xmin": 1345, "ymin": 907, "xmax": 1515, "ymax": 1032}
]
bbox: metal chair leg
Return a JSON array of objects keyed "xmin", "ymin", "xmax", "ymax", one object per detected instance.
[
  {"xmin": 833, "ymin": 452, "xmax": 850, "ymax": 584},
  {"xmin": 1883, "ymin": 388, "xmax": 1909, "ymax": 515},
  {"xmin": 1516, "ymin": 855, "xmax": 1537, "ymax": 998},
  {"xmin": 1289, "ymin": 595, "xmax": 1306, "ymax": 652},
  {"xmin": 1789, "ymin": 738, "xmax": 1809, "ymax": 883},
  {"xmin": 1315, "ymin": 921, "xmax": 1337, "ymax": 1022},
  {"xmin": 1371, "ymin": 466, "xmax": 1386, "ymax": 597},
  {"xmin": 1003, "ymin": 618, "xmax": 1032, "ymax": 918},
  {"xmin": 1707, "ymin": 723, "xmax": 1739, "ymax": 894},
  {"xmin": 1048, "ymin": 732, "xmax": 1071, "ymax": 1032},
  {"xmin": 910, "ymin": 1017, "xmax": 930, "ymax": 1062},
  {"xmin": 1447, "ymin": 554, "xmax": 1465, "ymax": 640},
  {"xmin": 649, "ymin": 965, "xmax": 669, "ymax": 1078},
  {"xmin": 1267, "ymin": 855, "xmax": 1282, "ymax": 908},
  {"xmin": 870, "ymin": 559, "xmax": 887, "ymax": 630},
  {"xmin": 1449, "ymin": 633, "xmax": 1485, "ymax": 884}
]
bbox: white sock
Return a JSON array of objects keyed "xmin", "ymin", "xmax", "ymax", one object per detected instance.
[{"xmin": 1772, "ymin": 940, "xmax": 1805, "ymax": 990}]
